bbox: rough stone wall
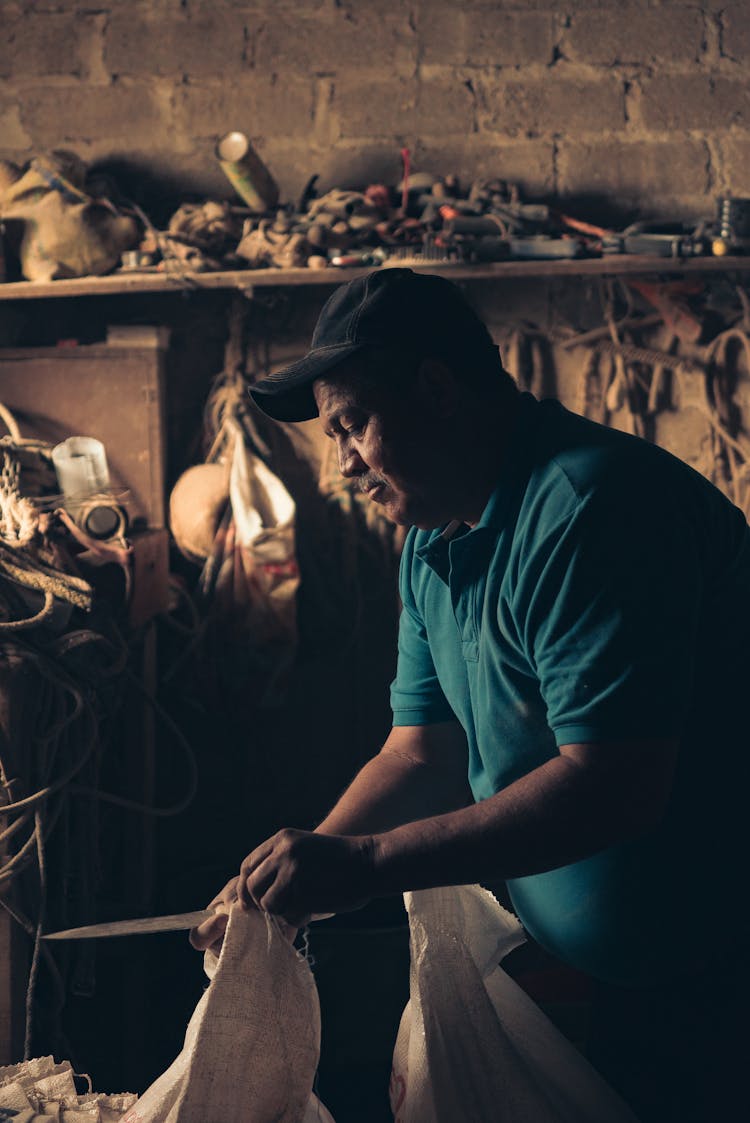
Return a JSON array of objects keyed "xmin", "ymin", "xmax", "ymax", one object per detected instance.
[{"xmin": 1, "ymin": 0, "xmax": 749, "ymax": 225}]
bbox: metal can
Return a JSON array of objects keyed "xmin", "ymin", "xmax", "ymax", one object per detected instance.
[
  {"xmin": 717, "ymin": 196, "xmax": 750, "ymax": 252},
  {"xmin": 216, "ymin": 131, "xmax": 279, "ymax": 213}
]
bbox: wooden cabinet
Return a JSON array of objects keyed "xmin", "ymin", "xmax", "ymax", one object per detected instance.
[
  {"xmin": 0, "ymin": 333, "xmax": 172, "ymax": 1066},
  {"xmin": 0, "ymin": 334, "xmax": 168, "ymax": 527}
]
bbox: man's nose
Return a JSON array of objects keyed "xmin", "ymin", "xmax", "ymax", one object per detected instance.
[{"xmin": 337, "ymin": 439, "xmax": 366, "ymax": 478}]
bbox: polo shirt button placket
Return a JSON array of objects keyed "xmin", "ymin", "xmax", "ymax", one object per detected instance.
[{"xmin": 449, "ymin": 539, "xmax": 481, "ymax": 663}]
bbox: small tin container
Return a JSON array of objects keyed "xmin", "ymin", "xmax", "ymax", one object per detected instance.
[
  {"xmin": 717, "ymin": 196, "xmax": 750, "ymax": 252},
  {"xmin": 216, "ymin": 131, "xmax": 279, "ymax": 213}
]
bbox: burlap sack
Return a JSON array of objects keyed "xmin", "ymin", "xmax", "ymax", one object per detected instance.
[
  {"xmin": 0, "ymin": 154, "xmax": 138, "ymax": 282},
  {"xmin": 391, "ymin": 886, "xmax": 640, "ymax": 1123},
  {"xmin": 123, "ymin": 906, "xmax": 333, "ymax": 1123},
  {"xmin": 0, "ymin": 1057, "xmax": 137, "ymax": 1120}
]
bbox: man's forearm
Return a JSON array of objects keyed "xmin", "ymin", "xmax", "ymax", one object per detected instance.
[
  {"xmin": 221, "ymin": 736, "xmax": 675, "ymax": 926},
  {"xmin": 366, "ymin": 749, "xmax": 659, "ymax": 895},
  {"xmin": 316, "ymin": 733, "xmax": 472, "ymax": 836}
]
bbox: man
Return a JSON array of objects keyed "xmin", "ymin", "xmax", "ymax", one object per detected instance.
[{"xmin": 192, "ymin": 268, "xmax": 750, "ymax": 1121}]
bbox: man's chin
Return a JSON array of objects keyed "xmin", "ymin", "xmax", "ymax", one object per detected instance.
[
  {"xmin": 376, "ymin": 494, "xmax": 443, "ymax": 531},
  {"xmin": 368, "ymin": 490, "xmax": 408, "ymax": 525}
]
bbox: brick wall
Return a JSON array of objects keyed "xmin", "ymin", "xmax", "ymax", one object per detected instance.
[{"xmin": 1, "ymin": 0, "xmax": 749, "ymax": 225}]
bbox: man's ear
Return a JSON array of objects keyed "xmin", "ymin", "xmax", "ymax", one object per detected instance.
[{"xmin": 416, "ymin": 358, "xmax": 463, "ymax": 418}]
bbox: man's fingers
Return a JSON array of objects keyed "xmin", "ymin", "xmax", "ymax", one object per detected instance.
[
  {"xmin": 189, "ymin": 909, "xmax": 229, "ymax": 951},
  {"xmin": 244, "ymin": 856, "xmax": 278, "ymax": 912},
  {"xmin": 239, "ymin": 843, "xmax": 274, "ymax": 909}
]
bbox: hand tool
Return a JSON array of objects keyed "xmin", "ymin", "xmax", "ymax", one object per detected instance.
[
  {"xmin": 42, "ymin": 909, "xmax": 214, "ymax": 940},
  {"xmin": 42, "ymin": 908, "xmax": 335, "ymax": 939}
]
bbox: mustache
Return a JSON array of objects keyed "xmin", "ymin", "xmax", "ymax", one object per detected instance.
[{"xmin": 357, "ymin": 471, "xmax": 387, "ymax": 494}]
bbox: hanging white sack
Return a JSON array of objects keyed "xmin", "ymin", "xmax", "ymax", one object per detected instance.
[
  {"xmin": 200, "ymin": 416, "xmax": 300, "ymax": 704},
  {"xmin": 122, "ymin": 906, "xmax": 334, "ymax": 1123},
  {"xmin": 390, "ymin": 885, "xmax": 639, "ymax": 1123}
]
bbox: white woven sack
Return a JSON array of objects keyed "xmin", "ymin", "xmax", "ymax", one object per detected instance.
[
  {"xmin": 227, "ymin": 417, "xmax": 296, "ymax": 558},
  {"xmin": 390, "ymin": 885, "xmax": 639, "ymax": 1123},
  {"xmin": 122, "ymin": 906, "xmax": 334, "ymax": 1123}
]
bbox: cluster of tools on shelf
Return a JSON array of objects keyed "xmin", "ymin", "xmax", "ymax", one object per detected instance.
[
  {"xmin": 127, "ymin": 135, "xmax": 750, "ymax": 275},
  {"xmin": 3, "ymin": 137, "xmax": 750, "ymax": 284}
]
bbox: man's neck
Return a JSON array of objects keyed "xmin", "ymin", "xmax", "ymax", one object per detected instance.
[{"xmin": 461, "ymin": 391, "xmax": 522, "ymax": 527}]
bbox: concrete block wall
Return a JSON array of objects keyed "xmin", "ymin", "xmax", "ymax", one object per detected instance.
[{"xmin": 1, "ymin": 0, "xmax": 749, "ymax": 225}]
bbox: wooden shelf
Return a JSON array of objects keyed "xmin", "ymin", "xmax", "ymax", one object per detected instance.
[{"xmin": 1, "ymin": 255, "xmax": 749, "ymax": 301}]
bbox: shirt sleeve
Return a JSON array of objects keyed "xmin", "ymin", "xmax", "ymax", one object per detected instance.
[
  {"xmin": 390, "ymin": 532, "xmax": 457, "ymax": 727},
  {"xmin": 516, "ymin": 479, "xmax": 703, "ymax": 746}
]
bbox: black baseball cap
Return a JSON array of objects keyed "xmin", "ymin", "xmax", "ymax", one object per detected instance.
[{"xmin": 249, "ymin": 268, "xmax": 497, "ymax": 421}]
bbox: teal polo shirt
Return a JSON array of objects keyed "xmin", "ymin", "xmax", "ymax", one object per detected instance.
[{"xmin": 391, "ymin": 393, "xmax": 750, "ymax": 984}]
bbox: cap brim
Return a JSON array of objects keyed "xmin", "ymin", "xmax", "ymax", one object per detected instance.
[{"xmin": 248, "ymin": 342, "xmax": 367, "ymax": 421}]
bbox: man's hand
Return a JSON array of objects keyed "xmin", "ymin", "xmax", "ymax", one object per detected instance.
[
  {"xmin": 189, "ymin": 722, "xmax": 469, "ymax": 953},
  {"xmin": 238, "ymin": 828, "xmax": 375, "ymax": 927},
  {"xmin": 189, "ymin": 876, "xmax": 238, "ymax": 952}
]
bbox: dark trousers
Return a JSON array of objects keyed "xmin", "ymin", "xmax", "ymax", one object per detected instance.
[{"xmin": 586, "ymin": 944, "xmax": 750, "ymax": 1123}]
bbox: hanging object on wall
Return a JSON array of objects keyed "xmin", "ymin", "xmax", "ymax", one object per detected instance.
[
  {"xmin": 169, "ymin": 461, "xmax": 231, "ymax": 566},
  {"xmin": 169, "ymin": 298, "xmax": 300, "ymax": 708},
  {"xmin": 199, "ymin": 412, "xmax": 300, "ymax": 706}
]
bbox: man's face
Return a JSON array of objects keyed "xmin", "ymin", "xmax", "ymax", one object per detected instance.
[{"xmin": 313, "ymin": 358, "xmax": 449, "ymax": 529}]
